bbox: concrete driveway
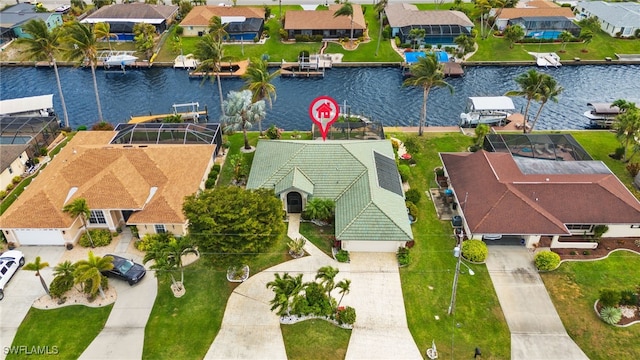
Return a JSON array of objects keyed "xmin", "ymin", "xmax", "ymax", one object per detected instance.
[
  {"xmin": 79, "ymin": 252, "xmax": 156, "ymax": 360},
  {"xmin": 485, "ymin": 246, "xmax": 588, "ymax": 360},
  {"xmin": 0, "ymin": 246, "xmax": 65, "ymax": 360},
  {"xmin": 345, "ymin": 253, "xmax": 422, "ymax": 360}
]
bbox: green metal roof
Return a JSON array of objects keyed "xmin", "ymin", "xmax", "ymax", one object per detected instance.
[{"xmin": 247, "ymin": 140, "xmax": 413, "ymax": 242}]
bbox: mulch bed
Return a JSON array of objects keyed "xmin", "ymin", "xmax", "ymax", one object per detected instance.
[
  {"xmin": 552, "ymin": 238, "xmax": 640, "ymax": 260},
  {"xmin": 595, "ymin": 301, "xmax": 640, "ymax": 326}
]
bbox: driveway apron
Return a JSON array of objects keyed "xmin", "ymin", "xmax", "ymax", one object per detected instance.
[
  {"xmin": 79, "ymin": 253, "xmax": 157, "ymax": 360},
  {"xmin": 344, "ymin": 253, "xmax": 422, "ymax": 360},
  {"xmin": 485, "ymin": 246, "xmax": 588, "ymax": 360},
  {"xmin": 0, "ymin": 246, "xmax": 65, "ymax": 360}
]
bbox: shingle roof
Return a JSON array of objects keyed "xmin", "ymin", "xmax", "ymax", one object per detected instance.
[
  {"xmin": 85, "ymin": 3, "xmax": 178, "ymax": 22},
  {"xmin": 384, "ymin": 3, "xmax": 473, "ymax": 28},
  {"xmin": 180, "ymin": 5, "xmax": 265, "ymax": 27},
  {"xmin": 247, "ymin": 140, "xmax": 413, "ymax": 242},
  {"xmin": 0, "ymin": 131, "xmax": 215, "ymax": 229},
  {"xmin": 284, "ymin": 5, "xmax": 366, "ymax": 31},
  {"xmin": 440, "ymin": 150, "xmax": 640, "ymax": 236},
  {"xmin": 495, "ymin": 7, "xmax": 575, "ymax": 20},
  {"xmin": 577, "ymin": 1, "xmax": 640, "ymax": 28},
  {"xmin": 0, "ymin": 4, "xmax": 54, "ymax": 28},
  {"xmin": 0, "ymin": 144, "xmax": 28, "ymax": 171}
]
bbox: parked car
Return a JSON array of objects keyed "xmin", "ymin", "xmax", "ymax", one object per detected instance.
[
  {"xmin": 102, "ymin": 254, "xmax": 146, "ymax": 285},
  {"xmin": 0, "ymin": 250, "xmax": 25, "ymax": 300}
]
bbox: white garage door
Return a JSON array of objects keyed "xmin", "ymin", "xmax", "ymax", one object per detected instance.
[
  {"xmin": 13, "ymin": 229, "xmax": 65, "ymax": 245},
  {"xmin": 342, "ymin": 240, "xmax": 404, "ymax": 253}
]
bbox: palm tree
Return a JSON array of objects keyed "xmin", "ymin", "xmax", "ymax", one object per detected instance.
[
  {"xmin": 144, "ymin": 235, "xmax": 198, "ymax": 289},
  {"xmin": 194, "ymin": 33, "xmax": 225, "ymax": 114},
  {"xmin": 94, "ymin": 22, "xmax": 116, "ymax": 51},
  {"xmin": 16, "ymin": 19, "xmax": 70, "ymax": 128},
  {"xmin": 221, "ymin": 90, "xmax": 266, "ymax": 150},
  {"xmin": 612, "ymin": 103, "xmax": 640, "ymax": 162},
  {"xmin": 334, "ymin": 1, "xmax": 355, "ymax": 47},
  {"xmin": 402, "ymin": 54, "xmax": 454, "ymax": 136},
  {"xmin": 303, "ymin": 198, "xmax": 335, "ymax": 222},
  {"xmin": 62, "ymin": 198, "xmax": 95, "ymax": 248},
  {"xmin": 74, "ymin": 251, "xmax": 113, "ymax": 299},
  {"xmin": 266, "ymin": 273, "xmax": 304, "ymax": 316},
  {"xmin": 503, "ymin": 25, "xmax": 524, "ymax": 49},
  {"xmin": 23, "ymin": 256, "xmax": 50, "ymax": 296},
  {"xmin": 408, "ymin": 28, "xmax": 426, "ymax": 50},
  {"xmin": 242, "ymin": 57, "xmax": 281, "ymax": 134},
  {"xmin": 529, "ymin": 74, "xmax": 563, "ymax": 132},
  {"xmin": 53, "ymin": 260, "xmax": 76, "ymax": 278},
  {"xmin": 335, "ymin": 278, "xmax": 351, "ymax": 308},
  {"xmin": 64, "ymin": 21, "xmax": 104, "ymax": 122},
  {"xmin": 505, "ymin": 69, "xmax": 544, "ymax": 133},
  {"xmin": 315, "ymin": 266, "xmax": 339, "ymax": 299},
  {"xmin": 473, "ymin": 0, "xmax": 492, "ymax": 39},
  {"xmin": 454, "ymin": 34, "xmax": 475, "ymax": 58},
  {"xmin": 559, "ymin": 30, "xmax": 573, "ymax": 52},
  {"xmin": 579, "ymin": 29, "xmax": 593, "ymax": 52},
  {"xmin": 374, "ymin": 0, "xmax": 388, "ymax": 57}
]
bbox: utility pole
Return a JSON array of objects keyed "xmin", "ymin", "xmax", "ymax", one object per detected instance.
[{"xmin": 448, "ymin": 230, "xmax": 464, "ymax": 315}]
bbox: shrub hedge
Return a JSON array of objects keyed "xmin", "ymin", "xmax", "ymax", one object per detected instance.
[
  {"xmin": 534, "ymin": 250, "xmax": 560, "ymax": 271},
  {"xmin": 461, "ymin": 240, "xmax": 488, "ymax": 262},
  {"xmin": 79, "ymin": 229, "xmax": 112, "ymax": 247}
]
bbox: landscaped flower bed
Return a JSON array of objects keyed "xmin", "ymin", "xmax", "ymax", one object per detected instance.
[{"xmin": 553, "ymin": 238, "xmax": 640, "ymax": 260}]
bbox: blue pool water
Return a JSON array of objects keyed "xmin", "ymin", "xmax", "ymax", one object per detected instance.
[
  {"xmin": 404, "ymin": 51, "xmax": 449, "ymax": 64},
  {"xmin": 528, "ymin": 31, "xmax": 562, "ymax": 40}
]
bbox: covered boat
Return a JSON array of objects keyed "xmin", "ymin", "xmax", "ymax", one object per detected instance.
[
  {"xmin": 584, "ymin": 102, "xmax": 623, "ymax": 128},
  {"xmin": 105, "ymin": 54, "xmax": 138, "ymax": 67},
  {"xmin": 460, "ymin": 96, "xmax": 515, "ymax": 127}
]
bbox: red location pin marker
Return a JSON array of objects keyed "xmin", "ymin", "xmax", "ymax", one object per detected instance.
[{"xmin": 309, "ymin": 96, "xmax": 339, "ymax": 141}]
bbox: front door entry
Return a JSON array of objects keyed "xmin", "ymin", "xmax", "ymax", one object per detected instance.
[{"xmin": 287, "ymin": 192, "xmax": 302, "ymax": 213}]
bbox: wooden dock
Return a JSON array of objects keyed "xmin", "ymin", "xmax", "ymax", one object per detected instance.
[
  {"xmin": 188, "ymin": 60, "xmax": 248, "ymax": 78},
  {"xmin": 129, "ymin": 111, "xmax": 208, "ymax": 124},
  {"xmin": 280, "ymin": 68, "xmax": 325, "ymax": 78}
]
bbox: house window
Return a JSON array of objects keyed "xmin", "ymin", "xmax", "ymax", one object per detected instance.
[
  {"xmin": 155, "ymin": 224, "xmax": 166, "ymax": 233},
  {"xmin": 8, "ymin": 166, "xmax": 12, "ymax": 174},
  {"xmin": 566, "ymin": 224, "xmax": 593, "ymax": 234},
  {"xmin": 88, "ymin": 210, "xmax": 107, "ymax": 224}
]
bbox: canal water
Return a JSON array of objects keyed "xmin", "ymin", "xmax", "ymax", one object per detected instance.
[{"xmin": 1, "ymin": 64, "xmax": 639, "ymax": 130}]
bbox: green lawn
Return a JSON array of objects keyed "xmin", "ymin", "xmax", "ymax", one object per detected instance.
[
  {"xmin": 392, "ymin": 132, "xmax": 511, "ymax": 359},
  {"xmin": 298, "ymin": 221, "xmax": 334, "ymax": 257},
  {"xmin": 281, "ymin": 319, "xmax": 352, "ymax": 360},
  {"xmin": 8, "ymin": 305, "xmax": 113, "ymax": 360},
  {"xmin": 540, "ymin": 252, "xmax": 640, "ymax": 360}
]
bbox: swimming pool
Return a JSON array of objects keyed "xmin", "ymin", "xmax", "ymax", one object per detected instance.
[
  {"xmin": 404, "ymin": 51, "xmax": 449, "ymax": 64},
  {"xmin": 528, "ymin": 30, "xmax": 562, "ymax": 40}
]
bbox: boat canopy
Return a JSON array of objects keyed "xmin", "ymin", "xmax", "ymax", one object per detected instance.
[
  {"xmin": 587, "ymin": 102, "xmax": 621, "ymax": 114},
  {"xmin": 468, "ymin": 96, "xmax": 515, "ymax": 111},
  {"xmin": 0, "ymin": 94, "xmax": 53, "ymax": 116}
]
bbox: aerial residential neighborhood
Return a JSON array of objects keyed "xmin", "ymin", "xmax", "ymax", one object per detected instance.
[{"xmin": 0, "ymin": 0, "xmax": 639, "ymax": 359}]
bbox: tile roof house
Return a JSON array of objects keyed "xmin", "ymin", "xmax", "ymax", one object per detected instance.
[
  {"xmin": 384, "ymin": 3, "xmax": 473, "ymax": 46},
  {"xmin": 179, "ymin": 5, "xmax": 265, "ymax": 39},
  {"xmin": 283, "ymin": 5, "xmax": 366, "ymax": 40},
  {"xmin": 0, "ymin": 131, "xmax": 217, "ymax": 246},
  {"xmin": 440, "ymin": 149, "xmax": 640, "ymax": 249},
  {"xmin": 492, "ymin": 7, "xmax": 576, "ymax": 35},
  {"xmin": 81, "ymin": 3, "xmax": 179, "ymax": 36},
  {"xmin": 576, "ymin": 1, "xmax": 640, "ymax": 38},
  {"xmin": 0, "ymin": 3, "xmax": 63, "ymax": 41},
  {"xmin": 247, "ymin": 140, "xmax": 413, "ymax": 252}
]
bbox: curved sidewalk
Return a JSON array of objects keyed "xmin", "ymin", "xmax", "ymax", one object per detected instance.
[{"xmin": 205, "ymin": 214, "xmax": 421, "ymax": 359}]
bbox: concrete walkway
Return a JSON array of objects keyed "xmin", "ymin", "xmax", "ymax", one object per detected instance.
[
  {"xmin": 485, "ymin": 246, "xmax": 588, "ymax": 360},
  {"xmin": 205, "ymin": 214, "xmax": 421, "ymax": 359},
  {"xmin": 79, "ymin": 231, "xmax": 157, "ymax": 360},
  {"xmin": 0, "ymin": 246, "xmax": 65, "ymax": 360}
]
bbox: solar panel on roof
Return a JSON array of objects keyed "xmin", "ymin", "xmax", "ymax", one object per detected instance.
[{"xmin": 374, "ymin": 151, "xmax": 403, "ymax": 197}]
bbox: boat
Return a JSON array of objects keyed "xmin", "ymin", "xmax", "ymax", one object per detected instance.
[
  {"xmin": 105, "ymin": 54, "xmax": 138, "ymax": 67},
  {"xmin": 584, "ymin": 102, "xmax": 623, "ymax": 128},
  {"xmin": 459, "ymin": 96, "xmax": 515, "ymax": 127}
]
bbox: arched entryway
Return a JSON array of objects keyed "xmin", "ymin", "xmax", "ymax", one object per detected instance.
[{"xmin": 286, "ymin": 192, "xmax": 303, "ymax": 213}]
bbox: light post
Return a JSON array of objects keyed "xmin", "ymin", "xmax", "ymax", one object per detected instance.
[{"xmin": 448, "ymin": 230, "xmax": 472, "ymax": 315}]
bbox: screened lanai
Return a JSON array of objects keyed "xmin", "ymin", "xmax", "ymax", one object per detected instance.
[
  {"xmin": 508, "ymin": 16, "xmax": 581, "ymax": 39},
  {"xmin": 397, "ymin": 24, "xmax": 471, "ymax": 45},
  {"xmin": 111, "ymin": 122, "xmax": 222, "ymax": 151},
  {"xmin": 0, "ymin": 116, "xmax": 61, "ymax": 158},
  {"xmin": 483, "ymin": 134, "xmax": 592, "ymax": 161}
]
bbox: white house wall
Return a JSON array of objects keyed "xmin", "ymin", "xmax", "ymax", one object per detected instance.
[
  {"xmin": 136, "ymin": 223, "xmax": 187, "ymax": 238},
  {"xmin": 0, "ymin": 151, "xmax": 28, "ymax": 190},
  {"xmin": 183, "ymin": 26, "xmax": 208, "ymax": 37},
  {"xmin": 602, "ymin": 224, "xmax": 640, "ymax": 238},
  {"xmin": 342, "ymin": 240, "xmax": 405, "ymax": 252}
]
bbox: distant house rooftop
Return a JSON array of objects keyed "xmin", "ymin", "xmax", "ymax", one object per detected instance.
[
  {"xmin": 576, "ymin": 1, "xmax": 640, "ymax": 28},
  {"xmin": 384, "ymin": 3, "xmax": 473, "ymax": 28},
  {"xmin": 284, "ymin": 5, "xmax": 366, "ymax": 31}
]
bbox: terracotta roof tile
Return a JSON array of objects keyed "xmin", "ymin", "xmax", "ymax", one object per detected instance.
[
  {"xmin": 180, "ymin": 5, "xmax": 264, "ymax": 27},
  {"xmin": 284, "ymin": 5, "xmax": 366, "ymax": 31},
  {"xmin": 496, "ymin": 8, "xmax": 575, "ymax": 20},
  {"xmin": 0, "ymin": 131, "xmax": 215, "ymax": 229}
]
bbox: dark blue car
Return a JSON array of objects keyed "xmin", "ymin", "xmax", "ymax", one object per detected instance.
[{"xmin": 102, "ymin": 254, "xmax": 146, "ymax": 285}]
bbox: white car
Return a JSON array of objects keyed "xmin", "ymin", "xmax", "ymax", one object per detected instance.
[{"xmin": 0, "ymin": 250, "xmax": 25, "ymax": 300}]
